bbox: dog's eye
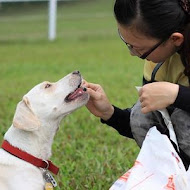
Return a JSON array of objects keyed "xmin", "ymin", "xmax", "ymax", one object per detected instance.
[{"xmin": 45, "ymin": 83, "xmax": 52, "ymax": 89}]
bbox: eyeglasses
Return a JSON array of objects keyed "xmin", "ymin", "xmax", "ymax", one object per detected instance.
[{"xmin": 118, "ymin": 29, "xmax": 165, "ymax": 59}]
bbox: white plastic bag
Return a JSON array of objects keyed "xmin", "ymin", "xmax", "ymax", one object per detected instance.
[
  {"xmin": 110, "ymin": 87, "xmax": 190, "ymax": 190},
  {"xmin": 110, "ymin": 127, "xmax": 190, "ymax": 190}
]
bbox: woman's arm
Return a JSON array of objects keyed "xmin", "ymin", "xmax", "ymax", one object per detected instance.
[
  {"xmin": 174, "ymin": 85, "xmax": 190, "ymax": 112},
  {"xmin": 101, "ymin": 106, "xmax": 133, "ymax": 138}
]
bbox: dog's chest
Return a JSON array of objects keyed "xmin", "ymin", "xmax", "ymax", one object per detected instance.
[{"xmin": 0, "ymin": 149, "xmax": 45, "ymax": 190}]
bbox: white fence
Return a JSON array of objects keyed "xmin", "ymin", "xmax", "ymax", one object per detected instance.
[
  {"xmin": 0, "ymin": 0, "xmax": 72, "ymax": 1},
  {"xmin": 0, "ymin": 0, "xmax": 59, "ymax": 40},
  {"xmin": 0, "ymin": 0, "xmax": 50, "ymax": 2}
]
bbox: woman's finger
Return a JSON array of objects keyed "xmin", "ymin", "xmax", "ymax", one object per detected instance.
[
  {"xmin": 86, "ymin": 88, "xmax": 101, "ymax": 100},
  {"xmin": 84, "ymin": 82, "xmax": 100, "ymax": 91},
  {"xmin": 141, "ymin": 106, "xmax": 149, "ymax": 114},
  {"xmin": 139, "ymin": 97, "xmax": 144, "ymax": 103}
]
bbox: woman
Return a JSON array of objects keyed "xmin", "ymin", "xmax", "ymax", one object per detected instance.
[{"xmin": 85, "ymin": 0, "xmax": 190, "ymax": 169}]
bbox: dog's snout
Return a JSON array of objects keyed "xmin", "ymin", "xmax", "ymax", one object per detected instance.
[{"xmin": 72, "ymin": 70, "xmax": 80, "ymax": 75}]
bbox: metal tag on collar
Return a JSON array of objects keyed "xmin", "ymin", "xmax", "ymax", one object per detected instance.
[{"xmin": 43, "ymin": 170, "xmax": 57, "ymax": 187}]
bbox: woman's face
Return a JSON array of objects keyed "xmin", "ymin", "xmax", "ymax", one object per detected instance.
[{"xmin": 118, "ymin": 24, "xmax": 178, "ymax": 63}]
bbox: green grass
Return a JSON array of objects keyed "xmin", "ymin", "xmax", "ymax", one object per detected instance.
[{"xmin": 0, "ymin": 0, "xmax": 143, "ymax": 189}]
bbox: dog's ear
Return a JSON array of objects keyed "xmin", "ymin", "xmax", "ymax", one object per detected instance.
[{"xmin": 13, "ymin": 96, "xmax": 41, "ymax": 131}]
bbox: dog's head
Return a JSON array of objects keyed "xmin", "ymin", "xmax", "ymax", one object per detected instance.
[{"xmin": 13, "ymin": 71, "xmax": 89, "ymax": 131}]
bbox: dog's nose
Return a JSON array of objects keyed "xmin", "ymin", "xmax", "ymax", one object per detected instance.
[{"xmin": 72, "ymin": 70, "xmax": 80, "ymax": 75}]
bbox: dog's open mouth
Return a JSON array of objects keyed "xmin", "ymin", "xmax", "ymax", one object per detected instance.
[{"xmin": 65, "ymin": 84, "xmax": 87, "ymax": 102}]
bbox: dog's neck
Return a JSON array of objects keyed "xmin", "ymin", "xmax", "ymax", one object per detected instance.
[{"xmin": 3, "ymin": 119, "xmax": 62, "ymax": 160}]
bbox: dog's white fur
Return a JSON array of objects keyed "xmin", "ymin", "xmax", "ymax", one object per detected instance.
[{"xmin": 0, "ymin": 71, "xmax": 89, "ymax": 190}]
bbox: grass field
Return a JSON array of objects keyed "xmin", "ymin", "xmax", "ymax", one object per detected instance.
[{"xmin": 0, "ymin": 0, "xmax": 144, "ymax": 189}]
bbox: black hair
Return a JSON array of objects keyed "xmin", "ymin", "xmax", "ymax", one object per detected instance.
[{"xmin": 114, "ymin": 0, "xmax": 190, "ymax": 78}]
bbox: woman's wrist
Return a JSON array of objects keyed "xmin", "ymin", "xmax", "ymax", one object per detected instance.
[{"xmin": 101, "ymin": 105, "xmax": 114, "ymax": 121}]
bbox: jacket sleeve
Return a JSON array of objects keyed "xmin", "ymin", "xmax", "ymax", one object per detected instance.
[
  {"xmin": 174, "ymin": 85, "xmax": 190, "ymax": 112},
  {"xmin": 100, "ymin": 106, "xmax": 134, "ymax": 139}
]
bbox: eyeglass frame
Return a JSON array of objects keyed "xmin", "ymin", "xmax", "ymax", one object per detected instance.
[{"xmin": 118, "ymin": 29, "xmax": 166, "ymax": 59}]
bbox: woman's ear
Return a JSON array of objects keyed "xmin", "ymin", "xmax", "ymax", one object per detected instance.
[{"xmin": 170, "ymin": 32, "xmax": 184, "ymax": 47}]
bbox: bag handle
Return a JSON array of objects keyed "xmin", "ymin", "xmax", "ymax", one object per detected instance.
[{"xmin": 158, "ymin": 109, "xmax": 179, "ymax": 151}]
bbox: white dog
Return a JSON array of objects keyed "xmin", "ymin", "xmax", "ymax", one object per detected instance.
[{"xmin": 0, "ymin": 71, "xmax": 89, "ymax": 190}]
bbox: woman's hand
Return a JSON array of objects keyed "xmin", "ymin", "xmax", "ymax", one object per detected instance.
[
  {"xmin": 83, "ymin": 81, "xmax": 114, "ymax": 121},
  {"xmin": 139, "ymin": 82, "xmax": 179, "ymax": 114}
]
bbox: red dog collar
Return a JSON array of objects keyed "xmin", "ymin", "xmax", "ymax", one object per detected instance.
[{"xmin": 1, "ymin": 140, "xmax": 59, "ymax": 175}]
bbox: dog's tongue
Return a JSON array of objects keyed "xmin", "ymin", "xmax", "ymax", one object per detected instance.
[{"xmin": 67, "ymin": 87, "xmax": 84, "ymax": 101}]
